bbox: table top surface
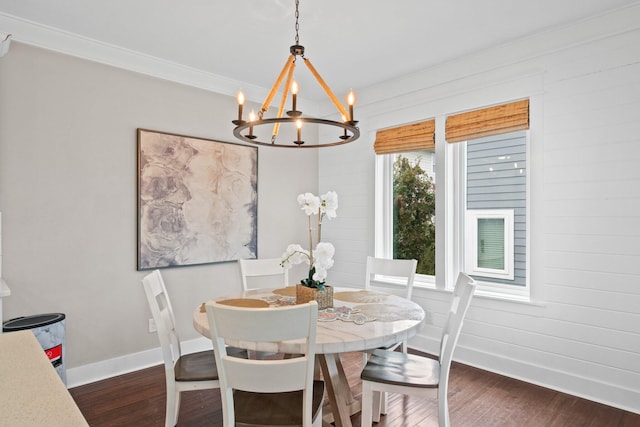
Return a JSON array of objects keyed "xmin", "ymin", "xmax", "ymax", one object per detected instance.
[{"xmin": 193, "ymin": 286, "xmax": 425, "ymax": 354}]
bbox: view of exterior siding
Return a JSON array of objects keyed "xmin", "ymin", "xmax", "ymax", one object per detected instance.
[
  {"xmin": 467, "ymin": 131, "xmax": 527, "ymax": 286},
  {"xmin": 401, "ymin": 150, "xmax": 436, "ymax": 180}
]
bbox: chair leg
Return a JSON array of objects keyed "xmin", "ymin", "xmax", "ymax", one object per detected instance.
[
  {"xmin": 361, "ymin": 381, "xmax": 374, "ymax": 426},
  {"xmin": 164, "ymin": 381, "xmax": 178, "ymax": 427},
  {"xmin": 173, "ymin": 391, "xmax": 181, "ymax": 427},
  {"xmin": 372, "ymin": 391, "xmax": 382, "ymax": 423},
  {"xmin": 379, "ymin": 391, "xmax": 389, "ymax": 415},
  {"xmin": 438, "ymin": 385, "xmax": 450, "ymax": 427},
  {"xmin": 312, "ymin": 406, "xmax": 323, "ymax": 427}
]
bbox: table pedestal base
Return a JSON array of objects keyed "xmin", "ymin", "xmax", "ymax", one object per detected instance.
[{"xmin": 318, "ymin": 353, "xmax": 361, "ymax": 427}]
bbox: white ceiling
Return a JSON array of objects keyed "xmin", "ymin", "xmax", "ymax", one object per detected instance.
[{"xmin": 0, "ymin": 0, "xmax": 637, "ymax": 101}]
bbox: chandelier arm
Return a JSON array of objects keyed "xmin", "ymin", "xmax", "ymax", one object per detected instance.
[
  {"xmin": 272, "ymin": 61, "xmax": 296, "ymax": 140},
  {"xmin": 261, "ymin": 54, "xmax": 296, "ymax": 114},
  {"xmin": 303, "ymin": 58, "xmax": 350, "ymax": 120}
]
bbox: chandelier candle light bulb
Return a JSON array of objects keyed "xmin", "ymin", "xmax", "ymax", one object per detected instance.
[
  {"xmin": 235, "ymin": 90, "xmax": 245, "ymax": 123},
  {"xmin": 247, "ymin": 110, "xmax": 256, "ymax": 139},
  {"xmin": 291, "ymin": 80, "xmax": 299, "ymax": 112},
  {"xmin": 348, "ymin": 90, "xmax": 355, "ymax": 122},
  {"xmin": 340, "ymin": 115, "xmax": 348, "ymax": 139},
  {"xmin": 296, "ymin": 119, "xmax": 303, "ymax": 144}
]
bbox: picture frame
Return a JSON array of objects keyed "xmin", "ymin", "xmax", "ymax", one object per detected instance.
[{"xmin": 137, "ymin": 129, "xmax": 257, "ymax": 270}]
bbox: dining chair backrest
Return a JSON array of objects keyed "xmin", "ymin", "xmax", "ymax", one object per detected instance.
[
  {"xmin": 143, "ymin": 269, "xmax": 224, "ymax": 427},
  {"xmin": 365, "ymin": 256, "xmax": 418, "ymax": 300},
  {"xmin": 238, "ymin": 257, "xmax": 289, "ymax": 291},
  {"xmin": 142, "ymin": 270, "xmax": 181, "ymax": 371},
  {"xmin": 438, "ymin": 272, "xmax": 476, "ymax": 387},
  {"xmin": 205, "ymin": 300, "xmax": 319, "ymax": 427}
]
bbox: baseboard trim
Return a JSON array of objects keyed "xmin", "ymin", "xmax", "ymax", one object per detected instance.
[
  {"xmin": 66, "ymin": 337, "xmax": 212, "ymax": 388},
  {"xmin": 409, "ymin": 334, "xmax": 640, "ymax": 415}
]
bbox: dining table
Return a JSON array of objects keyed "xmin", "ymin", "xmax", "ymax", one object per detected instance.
[{"xmin": 192, "ymin": 286, "xmax": 425, "ymax": 427}]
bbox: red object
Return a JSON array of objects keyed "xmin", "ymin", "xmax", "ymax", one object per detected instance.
[{"xmin": 45, "ymin": 344, "xmax": 63, "ymax": 367}]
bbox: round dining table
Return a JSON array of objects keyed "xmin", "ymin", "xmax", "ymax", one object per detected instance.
[{"xmin": 193, "ymin": 286, "xmax": 425, "ymax": 427}]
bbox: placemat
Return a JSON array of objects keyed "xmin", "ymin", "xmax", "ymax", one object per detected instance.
[
  {"xmin": 272, "ymin": 287, "xmax": 297, "ymax": 297},
  {"xmin": 217, "ymin": 298, "xmax": 270, "ymax": 308},
  {"xmin": 354, "ymin": 303, "xmax": 424, "ymax": 322},
  {"xmin": 334, "ymin": 290, "xmax": 390, "ymax": 304}
]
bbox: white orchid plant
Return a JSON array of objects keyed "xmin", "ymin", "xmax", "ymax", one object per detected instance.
[{"xmin": 281, "ymin": 191, "xmax": 338, "ymax": 290}]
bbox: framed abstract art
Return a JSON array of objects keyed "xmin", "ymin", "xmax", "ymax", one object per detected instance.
[{"xmin": 137, "ymin": 129, "xmax": 257, "ymax": 270}]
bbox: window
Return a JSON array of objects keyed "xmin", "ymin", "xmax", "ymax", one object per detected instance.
[
  {"xmin": 376, "ymin": 100, "xmax": 530, "ymax": 299},
  {"xmin": 392, "ymin": 151, "xmax": 436, "ymax": 275},
  {"xmin": 374, "ymin": 120, "xmax": 436, "ymax": 280},
  {"xmin": 376, "ymin": 150, "xmax": 437, "ymax": 278}
]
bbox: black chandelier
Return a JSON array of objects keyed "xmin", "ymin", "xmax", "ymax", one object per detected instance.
[{"xmin": 232, "ymin": 0, "xmax": 359, "ymax": 148}]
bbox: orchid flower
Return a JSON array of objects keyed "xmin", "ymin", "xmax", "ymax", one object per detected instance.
[{"xmin": 282, "ymin": 191, "xmax": 338, "ymax": 289}]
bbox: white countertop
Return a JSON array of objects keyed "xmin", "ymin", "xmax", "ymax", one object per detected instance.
[{"xmin": 0, "ymin": 330, "xmax": 88, "ymax": 427}]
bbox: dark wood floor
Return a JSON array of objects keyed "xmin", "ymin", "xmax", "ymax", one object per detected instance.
[{"xmin": 69, "ymin": 351, "xmax": 640, "ymax": 426}]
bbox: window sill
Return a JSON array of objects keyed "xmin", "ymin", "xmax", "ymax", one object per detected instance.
[{"xmin": 412, "ymin": 279, "xmax": 545, "ymax": 308}]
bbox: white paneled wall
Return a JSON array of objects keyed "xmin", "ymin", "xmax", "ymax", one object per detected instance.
[{"xmin": 320, "ymin": 4, "xmax": 640, "ymax": 414}]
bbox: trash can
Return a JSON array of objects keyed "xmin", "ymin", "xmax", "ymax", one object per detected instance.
[{"xmin": 3, "ymin": 313, "xmax": 66, "ymax": 385}]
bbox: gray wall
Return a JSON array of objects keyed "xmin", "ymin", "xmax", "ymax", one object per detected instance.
[{"xmin": 0, "ymin": 43, "xmax": 318, "ymax": 368}]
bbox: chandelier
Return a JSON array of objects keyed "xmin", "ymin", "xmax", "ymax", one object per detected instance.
[{"xmin": 232, "ymin": 0, "xmax": 359, "ymax": 148}]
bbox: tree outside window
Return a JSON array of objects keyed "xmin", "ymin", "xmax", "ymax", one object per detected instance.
[{"xmin": 393, "ymin": 154, "xmax": 436, "ymax": 275}]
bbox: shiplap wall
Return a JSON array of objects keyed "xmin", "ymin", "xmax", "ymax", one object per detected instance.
[{"xmin": 320, "ymin": 4, "xmax": 640, "ymax": 414}]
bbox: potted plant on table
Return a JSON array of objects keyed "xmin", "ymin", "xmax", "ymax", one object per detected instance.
[{"xmin": 281, "ymin": 191, "xmax": 337, "ymax": 309}]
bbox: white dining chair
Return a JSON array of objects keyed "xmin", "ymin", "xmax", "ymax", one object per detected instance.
[
  {"xmin": 142, "ymin": 270, "xmax": 222, "ymax": 427},
  {"xmin": 238, "ymin": 257, "xmax": 289, "ymax": 290},
  {"xmin": 205, "ymin": 300, "xmax": 324, "ymax": 427},
  {"xmin": 238, "ymin": 257, "xmax": 292, "ymax": 359},
  {"xmin": 365, "ymin": 256, "xmax": 418, "ymax": 354},
  {"xmin": 360, "ymin": 272, "xmax": 476, "ymax": 427},
  {"xmin": 362, "ymin": 256, "xmax": 418, "ymax": 417}
]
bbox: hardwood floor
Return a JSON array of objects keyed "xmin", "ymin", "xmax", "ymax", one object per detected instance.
[{"xmin": 69, "ymin": 351, "xmax": 640, "ymax": 426}]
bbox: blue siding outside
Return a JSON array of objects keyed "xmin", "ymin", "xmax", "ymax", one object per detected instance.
[{"xmin": 467, "ymin": 131, "xmax": 527, "ymax": 286}]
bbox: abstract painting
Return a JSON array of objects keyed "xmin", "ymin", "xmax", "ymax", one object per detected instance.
[{"xmin": 137, "ymin": 129, "xmax": 257, "ymax": 270}]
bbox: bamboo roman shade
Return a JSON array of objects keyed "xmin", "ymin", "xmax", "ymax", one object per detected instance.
[
  {"xmin": 446, "ymin": 99, "xmax": 529, "ymax": 143},
  {"xmin": 374, "ymin": 119, "xmax": 435, "ymax": 155}
]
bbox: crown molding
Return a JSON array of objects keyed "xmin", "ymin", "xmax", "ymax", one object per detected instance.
[
  {"xmin": 0, "ymin": 12, "xmax": 272, "ymax": 103},
  {"xmin": 0, "ymin": 12, "xmax": 324, "ymax": 112}
]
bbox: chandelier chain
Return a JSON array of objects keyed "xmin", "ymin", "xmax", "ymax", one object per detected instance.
[{"xmin": 294, "ymin": 0, "xmax": 300, "ymax": 46}]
